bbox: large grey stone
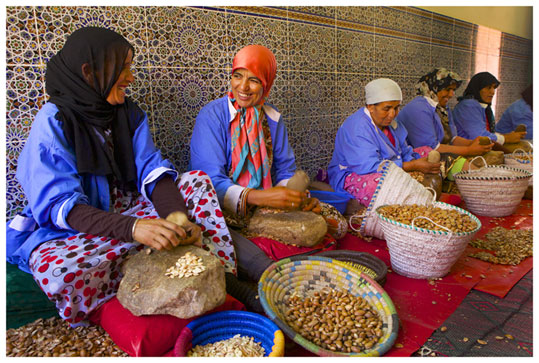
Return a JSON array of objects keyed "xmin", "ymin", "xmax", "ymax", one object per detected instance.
[
  {"xmin": 117, "ymin": 245, "xmax": 226, "ymax": 319},
  {"xmin": 247, "ymin": 209, "xmax": 327, "ymax": 247}
]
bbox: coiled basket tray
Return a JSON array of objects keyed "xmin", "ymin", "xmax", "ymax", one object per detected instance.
[
  {"xmin": 258, "ymin": 255, "xmax": 399, "ymax": 357},
  {"xmin": 174, "ymin": 310, "xmax": 285, "ymax": 357},
  {"xmin": 317, "ymin": 249, "xmax": 388, "ymax": 286}
]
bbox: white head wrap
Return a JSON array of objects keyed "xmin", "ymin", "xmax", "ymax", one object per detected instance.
[{"xmin": 365, "ymin": 78, "xmax": 402, "ymax": 105}]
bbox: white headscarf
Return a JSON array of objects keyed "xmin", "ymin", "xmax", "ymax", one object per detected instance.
[{"xmin": 365, "ymin": 78, "xmax": 402, "ymax": 105}]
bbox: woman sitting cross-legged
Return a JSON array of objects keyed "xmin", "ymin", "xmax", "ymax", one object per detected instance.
[{"xmin": 6, "ymin": 27, "xmax": 237, "ymax": 327}]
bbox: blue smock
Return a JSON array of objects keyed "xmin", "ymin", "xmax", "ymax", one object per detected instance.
[
  {"xmin": 6, "ymin": 102, "xmax": 178, "ymax": 273},
  {"xmin": 453, "ymin": 98, "xmax": 499, "ymax": 142},
  {"xmin": 189, "ymin": 96, "xmax": 296, "ymax": 212},
  {"xmin": 496, "ymin": 98, "xmax": 533, "ymax": 140},
  {"xmin": 398, "ymin": 96, "xmax": 458, "ymax": 149},
  {"xmin": 328, "ymin": 107, "xmax": 419, "ymax": 195}
]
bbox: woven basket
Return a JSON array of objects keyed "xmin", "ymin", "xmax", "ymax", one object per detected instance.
[
  {"xmin": 504, "ymin": 149, "xmax": 533, "ymax": 186},
  {"xmin": 375, "ymin": 201, "xmax": 481, "ymax": 279},
  {"xmin": 317, "ymin": 250, "xmax": 388, "ymax": 286},
  {"xmin": 454, "ymin": 156, "xmax": 532, "ymax": 217},
  {"xmin": 357, "ymin": 160, "xmax": 435, "ymax": 239},
  {"xmin": 258, "ymin": 256, "xmax": 399, "ymax": 357},
  {"xmin": 174, "ymin": 310, "xmax": 284, "ymax": 357}
]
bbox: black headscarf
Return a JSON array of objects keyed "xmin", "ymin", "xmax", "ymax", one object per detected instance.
[
  {"xmin": 46, "ymin": 26, "xmax": 141, "ymax": 190},
  {"xmin": 459, "ymin": 72, "xmax": 500, "ymax": 132},
  {"xmin": 460, "ymin": 72, "xmax": 500, "ymax": 103}
]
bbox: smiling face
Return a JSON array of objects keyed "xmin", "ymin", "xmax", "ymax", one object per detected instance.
[
  {"xmin": 479, "ymin": 83, "xmax": 497, "ymax": 104},
  {"xmin": 230, "ymin": 68, "xmax": 264, "ymax": 108},
  {"xmin": 106, "ymin": 49, "xmax": 134, "ymax": 106},
  {"xmin": 436, "ymin": 83, "xmax": 457, "ymax": 107},
  {"xmin": 367, "ymin": 100, "xmax": 401, "ymax": 129}
]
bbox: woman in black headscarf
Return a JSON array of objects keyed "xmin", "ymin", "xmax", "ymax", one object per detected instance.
[
  {"xmin": 453, "ymin": 72, "xmax": 526, "ymax": 148},
  {"xmin": 6, "ymin": 27, "xmax": 236, "ymax": 326}
]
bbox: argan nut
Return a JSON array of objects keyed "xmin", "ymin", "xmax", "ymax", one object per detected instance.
[
  {"xmin": 478, "ymin": 136, "xmax": 491, "ymax": 145},
  {"xmin": 515, "ymin": 124, "xmax": 526, "ymax": 132},
  {"xmin": 427, "ymin": 150, "xmax": 440, "ymax": 163},
  {"xmin": 166, "ymin": 211, "xmax": 189, "ymax": 226}
]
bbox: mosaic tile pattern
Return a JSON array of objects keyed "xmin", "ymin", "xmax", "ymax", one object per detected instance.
[{"xmin": 5, "ymin": 6, "xmax": 533, "ymax": 218}]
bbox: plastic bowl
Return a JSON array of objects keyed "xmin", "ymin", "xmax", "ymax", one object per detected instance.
[
  {"xmin": 309, "ymin": 190, "xmax": 351, "ymax": 214},
  {"xmin": 174, "ymin": 310, "xmax": 284, "ymax": 357}
]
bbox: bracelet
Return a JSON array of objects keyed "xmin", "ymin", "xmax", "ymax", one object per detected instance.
[
  {"xmin": 131, "ymin": 218, "xmax": 139, "ymax": 241},
  {"xmin": 238, "ymin": 187, "xmax": 252, "ymax": 217}
]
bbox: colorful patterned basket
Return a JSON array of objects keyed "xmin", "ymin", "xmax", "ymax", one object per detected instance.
[
  {"xmin": 317, "ymin": 249, "xmax": 388, "ymax": 286},
  {"xmin": 375, "ymin": 201, "xmax": 481, "ymax": 279},
  {"xmin": 174, "ymin": 310, "xmax": 285, "ymax": 357},
  {"xmin": 454, "ymin": 156, "xmax": 532, "ymax": 217},
  {"xmin": 258, "ymin": 256, "xmax": 399, "ymax": 357}
]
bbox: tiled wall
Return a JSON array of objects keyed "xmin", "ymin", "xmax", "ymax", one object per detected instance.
[{"xmin": 6, "ymin": 6, "xmax": 533, "ymax": 219}]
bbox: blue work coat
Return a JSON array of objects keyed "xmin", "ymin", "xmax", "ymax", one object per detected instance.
[
  {"xmin": 189, "ymin": 96, "xmax": 296, "ymax": 211},
  {"xmin": 496, "ymin": 99, "xmax": 533, "ymax": 140},
  {"xmin": 398, "ymin": 96, "xmax": 458, "ymax": 149},
  {"xmin": 453, "ymin": 98, "xmax": 498, "ymax": 142}
]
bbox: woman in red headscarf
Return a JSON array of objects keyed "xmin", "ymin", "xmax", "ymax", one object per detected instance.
[
  {"xmin": 190, "ymin": 45, "xmax": 327, "ymax": 286},
  {"xmin": 191, "ymin": 45, "xmax": 318, "ymax": 215}
]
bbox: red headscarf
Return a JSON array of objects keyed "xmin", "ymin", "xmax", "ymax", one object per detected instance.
[
  {"xmin": 229, "ymin": 45, "xmax": 277, "ymax": 190},
  {"xmin": 232, "ymin": 44, "xmax": 277, "ymax": 100}
]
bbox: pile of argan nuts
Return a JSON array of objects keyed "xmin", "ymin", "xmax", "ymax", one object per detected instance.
[
  {"xmin": 408, "ymin": 171, "xmax": 425, "ymax": 183},
  {"xmin": 378, "ymin": 204, "xmax": 477, "ymax": 233},
  {"xmin": 469, "ymin": 227, "xmax": 533, "ymax": 265},
  {"xmin": 284, "ymin": 289, "xmax": 383, "ymax": 353},
  {"xmin": 6, "ymin": 316, "xmax": 128, "ymax": 357}
]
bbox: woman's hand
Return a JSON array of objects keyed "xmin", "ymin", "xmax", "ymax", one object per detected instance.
[
  {"xmin": 133, "ymin": 217, "xmax": 201, "ymax": 250},
  {"xmin": 466, "ymin": 137, "xmax": 493, "ymax": 156},
  {"xmin": 504, "ymin": 131, "xmax": 527, "ymax": 144},
  {"xmin": 302, "ymin": 196, "xmax": 322, "ymax": 214},
  {"xmin": 247, "ymin": 186, "xmax": 305, "ymax": 210},
  {"xmin": 410, "ymin": 158, "xmax": 441, "ymax": 174}
]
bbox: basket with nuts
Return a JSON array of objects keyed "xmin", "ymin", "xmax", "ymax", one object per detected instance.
[
  {"xmin": 258, "ymin": 256, "xmax": 398, "ymax": 356},
  {"xmin": 376, "ymin": 204, "xmax": 478, "ymax": 234},
  {"xmin": 375, "ymin": 202, "xmax": 481, "ymax": 279}
]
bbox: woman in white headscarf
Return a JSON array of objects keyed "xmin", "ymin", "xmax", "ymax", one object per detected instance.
[{"xmin": 328, "ymin": 78, "xmax": 440, "ymax": 207}]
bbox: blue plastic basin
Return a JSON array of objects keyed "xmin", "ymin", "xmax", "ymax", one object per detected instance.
[{"xmin": 309, "ymin": 190, "xmax": 351, "ymax": 214}]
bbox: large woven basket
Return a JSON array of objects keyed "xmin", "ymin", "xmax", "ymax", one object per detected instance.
[
  {"xmin": 174, "ymin": 310, "xmax": 284, "ymax": 357},
  {"xmin": 504, "ymin": 149, "xmax": 533, "ymax": 186},
  {"xmin": 357, "ymin": 160, "xmax": 434, "ymax": 239},
  {"xmin": 375, "ymin": 201, "xmax": 481, "ymax": 279},
  {"xmin": 258, "ymin": 256, "xmax": 399, "ymax": 357},
  {"xmin": 317, "ymin": 249, "xmax": 388, "ymax": 286},
  {"xmin": 454, "ymin": 157, "xmax": 532, "ymax": 217}
]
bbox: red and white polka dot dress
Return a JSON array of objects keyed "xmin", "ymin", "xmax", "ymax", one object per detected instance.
[{"xmin": 29, "ymin": 170, "xmax": 236, "ymax": 326}]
